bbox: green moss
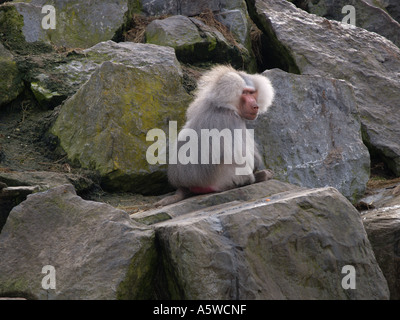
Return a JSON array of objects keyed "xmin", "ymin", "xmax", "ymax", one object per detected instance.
[
  {"xmin": 207, "ymin": 36, "xmax": 217, "ymax": 52},
  {"xmin": 30, "ymin": 82, "xmax": 62, "ymax": 104},
  {"xmin": 116, "ymin": 233, "xmax": 158, "ymax": 300},
  {"xmin": 128, "ymin": 0, "xmax": 143, "ymax": 14},
  {"xmin": 51, "ymin": 62, "xmax": 190, "ymax": 194},
  {"xmin": 0, "ymin": 5, "xmax": 25, "ymax": 50},
  {"xmin": 52, "ymin": 6, "xmax": 106, "ymax": 48},
  {"xmin": 0, "ymin": 58, "xmax": 24, "ymax": 105},
  {"xmin": 0, "ymin": 277, "xmax": 33, "ymax": 299},
  {"xmin": 0, "ymin": 4, "xmax": 53, "ymax": 54}
]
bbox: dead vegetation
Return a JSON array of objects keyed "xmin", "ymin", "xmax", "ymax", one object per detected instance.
[
  {"xmin": 196, "ymin": 9, "xmax": 239, "ymax": 47},
  {"xmin": 367, "ymin": 177, "xmax": 400, "ymax": 190},
  {"xmin": 366, "ymin": 160, "xmax": 400, "ymax": 190},
  {"xmin": 123, "ymin": 14, "xmax": 167, "ymax": 43},
  {"xmin": 250, "ymin": 23, "xmax": 265, "ymax": 69}
]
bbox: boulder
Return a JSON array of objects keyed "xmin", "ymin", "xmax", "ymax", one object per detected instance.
[
  {"xmin": 0, "ymin": 184, "xmax": 156, "ymax": 300},
  {"xmin": 141, "ymin": 0, "xmax": 254, "ymax": 55},
  {"xmin": 4, "ymin": 0, "xmax": 134, "ymax": 49},
  {"xmin": 141, "ymin": 0, "xmax": 246, "ymax": 17},
  {"xmin": 365, "ymin": 0, "xmax": 400, "ymax": 24},
  {"xmin": 248, "ymin": 0, "xmax": 400, "ymax": 176},
  {"xmin": 363, "ymin": 206, "xmax": 400, "ymax": 299},
  {"xmin": 214, "ymin": 9, "xmax": 251, "ymax": 47},
  {"xmin": 51, "ymin": 43, "xmax": 192, "ymax": 194},
  {"xmin": 253, "ymin": 69, "xmax": 370, "ymax": 203},
  {"xmin": 152, "ymin": 181, "xmax": 389, "ymax": 299},
  {"xmin": 145, "ymin": 15, "xmax": 250, "ymax": 67},
  {"xmin": 306, "ymin": 0, "xmax": 400, "ymax": 48},
  {"xmin": 0, "ymin": 43, "xmax": 24, "ymax": 107}
]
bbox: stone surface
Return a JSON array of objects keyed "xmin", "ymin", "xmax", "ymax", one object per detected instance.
[
  {"xmin": 153, "ymin": 182, "xmax": 389, "ymax": 299},
  {"xmin": 3, "ymin": 37, "xmax": 182, "ymax": 108},
  {"xmin": 132, "ymin": 179, "xmax": 303, "ymax": 225},
  {"xmin": 0, "ymin": 43, "xmax": 24, "ymax": 107},
  {"xmin": 365, "ymin": 0, "xmax": 400, "ymax": 24},
  {"xmin": 145, "ymin": 15, "xmax": 249, "ymax": 67},
  {"xmin": 141, "ymin": 0, "xmax": 246, "ymax": 16},
  {"xmin": 9, "ymin": 0, "xmax": 132, "ymax": 48},
  {"xmin": 214, "ymin": 9, "xmax": 250, "ymax": 46},
  {"xmin": 0, "ymin": 184, "xmax": 156, "ymax": 300},
  {"xmin": 0, "ymin": 185, "xmax": 39, "ymax": 233},
  {"xmin": 0, "ymin": 181, "xmax": 390, "ymax": 300},
  {"xmin": 253, "ymin": 69, "xmax": 370, "ymax": 203},
  {"xmin": 51, "ymin": 43, "xmax": 192, "ymax": 194},
  {"xmin": 248, "ymin": 0, "xmax": 400, "ymax": 176},
  {"xmin": 307, "ymin": 0, "xmax": 400, "ymax": 48},
  {"xmin": 363, "ymin": 206, "xmax": 400, "ymax": 299},
  {"xmin": 140, "ymin": 0, "xmax": 254, "ymax": 55}
]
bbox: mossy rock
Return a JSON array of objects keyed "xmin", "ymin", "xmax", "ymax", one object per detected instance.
[
  {"xmin": 3, "ymin": 0, "xmax": 136, "ymax": 49},
  {"xmin": 145, "ymin": 15, "xmax": 254, "ymax": 69},
  {"xmin": 51, "ymin": 46, "xmax": 192, "ymax": 194},
  {"xmin": 0, "ymin": 43, "xmax": 24, "ymax": 107}
]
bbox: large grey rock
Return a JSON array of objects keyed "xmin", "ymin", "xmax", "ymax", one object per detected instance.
[
  {"xmin": 214, "ymin": 9, "xmax": 250, "ymax": 46},
  {"xmin": 145, "ymin": 15, "xmax": 250, "ymax": 67},
  {"xmin": 363, "ymin": 205, "xmax": 400, "ymax": 299},
  {"xmin": 51, "ymin": 43, "xmax": 192, "ymax": 194},
  {"xmin": 51, "ymin": 40, "xmax": 184, "ymax": 101},
  {"xmin": 248, "ymin": 0, "xmax": 400, "ymax": 176},
  {"xmin": 0, "ymin": 43, "xmax": 24, "ymax": 107},
  {"xmin": 254, "ymin": 69, "xmax": 370, "ymax": 203},
  {"xmin": 0, "ymin": 184, "xmax": 156, "ymax": 300},
  {"xmin": 2, "ymin": 39, "xmax": 183, "ymax": 108},
  {"xmin": 154, "ymin": 182, "xmax": 389, "ymax": 299},
  {"xmin": 307, "ymin": 0, "xmax": 400, "ymax": 48},
  {"xmin": 8, "ymin": 0, "xmax": 133, "ymax": 48},
  {"xmin": 141, "ymin": 0, "xmax": 253, "ymax": 53}
]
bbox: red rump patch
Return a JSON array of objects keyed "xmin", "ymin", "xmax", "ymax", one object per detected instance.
[{"xmin": 189, "ymin": 186, "xmax": 217, "ymax": 194}]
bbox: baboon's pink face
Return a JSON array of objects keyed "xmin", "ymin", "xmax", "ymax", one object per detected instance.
[{"xmin": 238, "ymin": 89, "xmax": 259, "ymax": 120}]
